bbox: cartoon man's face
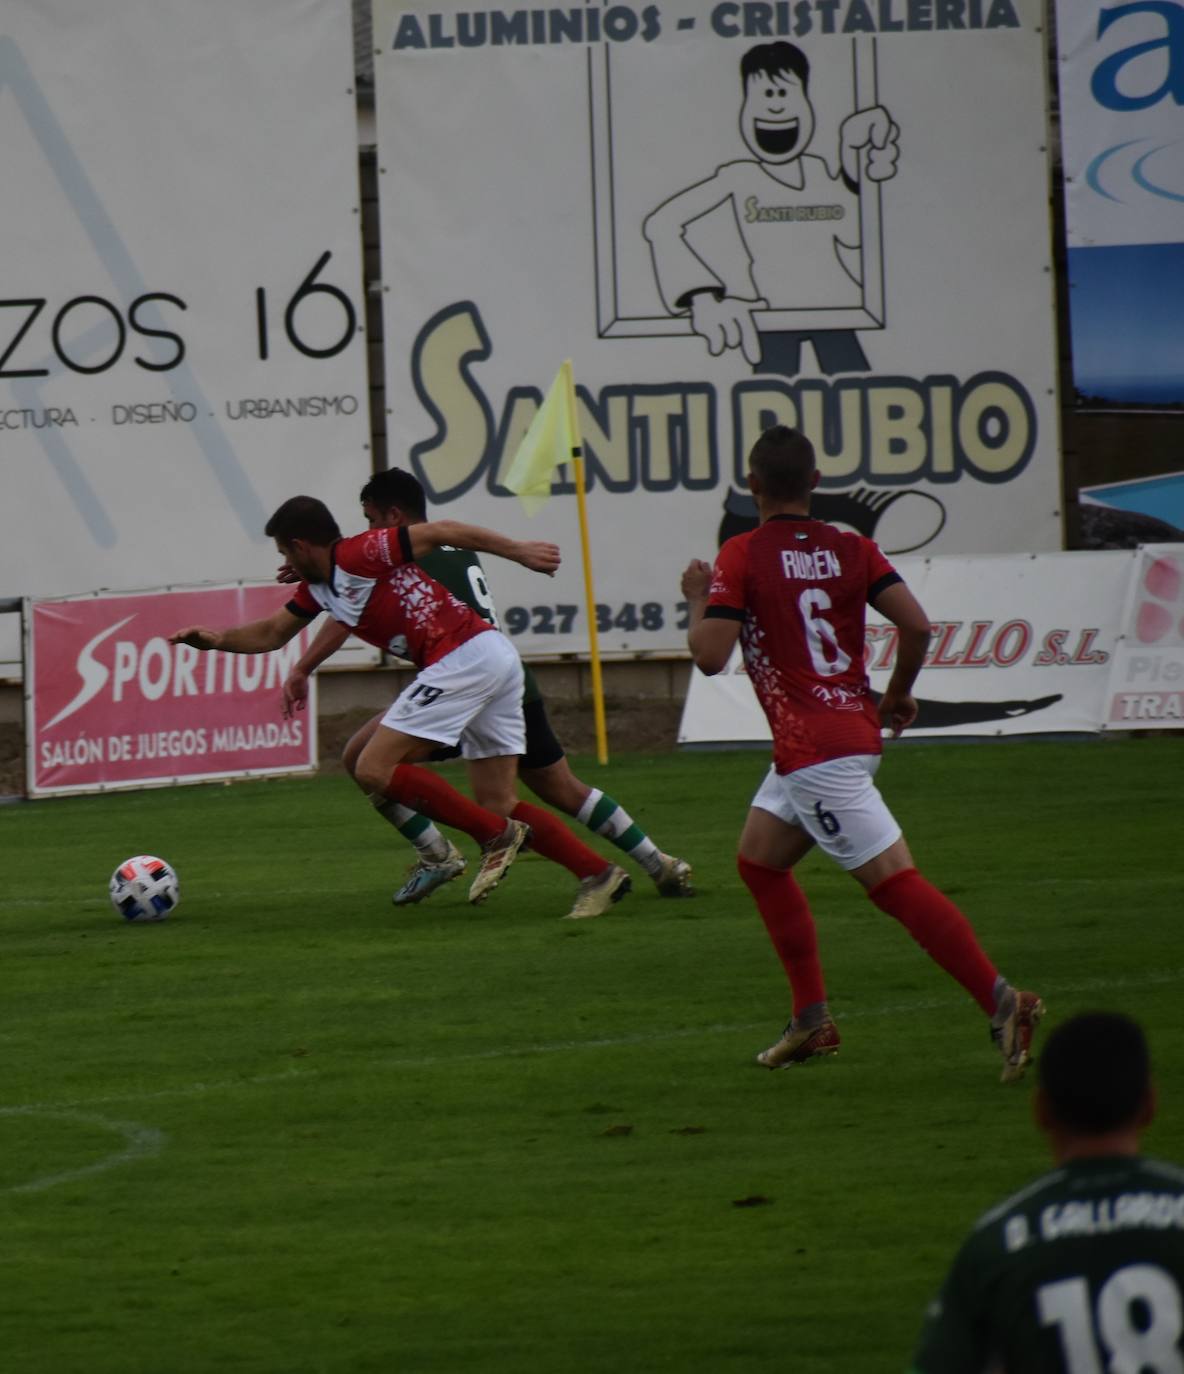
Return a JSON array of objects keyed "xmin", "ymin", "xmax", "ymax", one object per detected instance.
[{"xmin": 740, "ymin": 68, "xmax": 814, "ymax": 164}]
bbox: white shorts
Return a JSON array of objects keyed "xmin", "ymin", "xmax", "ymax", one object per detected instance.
[
  {"xmin": 751, "ymin": 754, "xmax": 902, "ymax": 871},
  {"xmin": 382, "ymin": 631, "xmax": 526, "ymax": 760}
]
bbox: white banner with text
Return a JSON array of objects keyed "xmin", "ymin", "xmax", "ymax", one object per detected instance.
[
  {"xmin": 0, "ymin": 0, "xmax": 373, "ymax": 677},
  {"xmin": 374, "ymin": 0, "xmax": 1060, "ymax": 661},
  {"xmin": 679, "ymin": 550, "xmax": 1134, "ymax": 746}
]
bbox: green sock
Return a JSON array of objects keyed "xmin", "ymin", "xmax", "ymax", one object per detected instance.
[
  {"xmin": 576, "ymin": 789, "xmax": 662, "ymax": 875},
  {"xmin": 369, "ymin": 796, "xmax": 448, "ymax": 861}
]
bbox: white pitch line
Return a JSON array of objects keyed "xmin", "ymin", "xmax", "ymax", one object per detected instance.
[
  {"xmin": 7, "ymin": 1066, "xmax": 312, "ymax": 1115},
  {"xmin": 8, "ymin": 967, "xmax": 1184, "ymax": 1117},
  {"xmin": 1, "ymin": 1108, "xmax": 166, "ymax": 1194},
  {"xmin": 372, "ymin": 965, "xmax": 1184, "ymax": 1069}
]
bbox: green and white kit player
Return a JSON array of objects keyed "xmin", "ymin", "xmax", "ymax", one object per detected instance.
[
  {"xmin": 281, "ymin": 468, "xmax": 694, "ymax": 908},
  {"xmin": 911, "ymin": 1012, "xmax": 1184, "ymax": 1374}
]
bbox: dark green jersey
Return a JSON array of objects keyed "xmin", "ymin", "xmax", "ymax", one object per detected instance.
[
  {"xmin": 416, "ymin": 544, "xmax": 541, "ymax": 705},
  {"xmin": 912, "ymin": 1155, "xmax": 1184, "ymax": 1374}
]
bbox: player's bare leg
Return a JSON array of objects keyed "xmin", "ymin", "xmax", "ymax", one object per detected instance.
[
  {"xmin": 465, "ymin": 754, "xmax": 520, "ymax": 818},
  {"xmin": 852, "ymin": 837, "xmax": 1043, "ymax": 1081},
  {"xmin": 341, "ymin": 713, "xmax": 382, "ymax": 778},
  {"xmin": 521, "ymin": 756, "xmax": 694, "ymax": 897},
  {"xmin": 738, "ymin": 808, "xmax": 839, "ymax": 1067}
]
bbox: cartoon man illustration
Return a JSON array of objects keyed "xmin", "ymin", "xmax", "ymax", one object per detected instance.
[{"xmin": 643, "ymin": 41, "xmax": 899, "ymax": 376}]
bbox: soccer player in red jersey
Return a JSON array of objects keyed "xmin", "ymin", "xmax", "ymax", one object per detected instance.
[
  {"xmin": 278, "ymin": 468, "xmax": 693, "ymax": 910},
  {"xmin": 681, "ymin": 426, "xmax": 1043, "ymax": 1079},
  {"xmin": 170, "ymin": 495, "xmax": 631, "ymax": 916}
]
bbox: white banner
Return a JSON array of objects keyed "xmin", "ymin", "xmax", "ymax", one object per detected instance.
[
  {"xmin": 679, "ymin": 551, "xmax": 1133, "ymax": 745},
  {"xmin": 1102, "ymin": 544, "xmax": 1184, "ymax": 730},
  {"xmin": 1055, "ymin": 0, "xmax": 1184, "ymax": 404},
  {"xmin": 374, "ymin": 0, "xmax": 1060, "ymax": 661},
  {"xmin": 0, "ymin": 0, "xmax": 375, "ymax": 676}
]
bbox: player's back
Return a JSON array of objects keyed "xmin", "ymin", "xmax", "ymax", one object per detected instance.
[
  {"xmin": 716, "ymin": 514, "xmax": 898, "ymax": 770},
  {"xmin": 293, "ymin": 528, "xmax": 490, "ymax": 668},
  {"xmin": 915, "ymin": 1155, "xmax": 1184, "ymax": 1374},
  {"xmin": 418, "ymin": 545, "xmax": 498, "ymax": 626},
  {"xmin": 417, "ymin": 543, "xmax": 542, "ymax": 705}
]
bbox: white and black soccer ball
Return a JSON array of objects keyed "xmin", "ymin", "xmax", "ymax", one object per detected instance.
[{"xmin": 109, "ymin": 855, "xmax": 179, "ymax": 922}]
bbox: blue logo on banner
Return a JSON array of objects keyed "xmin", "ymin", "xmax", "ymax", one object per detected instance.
[
  {"xmin": 1091, "ymin": 2, "xmax": 1184, "ymax": 111},
  {"xmin": 1086, "ymin": 137, "xmax": 1184, "ymax": 202}
]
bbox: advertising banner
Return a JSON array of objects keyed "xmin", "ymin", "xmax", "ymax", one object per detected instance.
[
  {"xmin": 0, "ymin": 0, "xmax": 372, "ymax": 678},
  {"xmin": 1102, "ymin": 543, "xmax": 1184, "ymax": 730},
  {"xmin": 374, "ymin": 0, "xmax": 1061, "ymax": 661},
  {"xmin": 26, "ymin": 585, "xmax": 317, "ymax": 796},
  {"xmin": 679, "ymin": 551, "xmax": 1132, "ymax": 746},
  {"xmin": 1055, "ymin": 0, "xmax": 1184, "ymax": 407}
]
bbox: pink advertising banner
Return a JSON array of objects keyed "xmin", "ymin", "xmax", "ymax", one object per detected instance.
[
  {"xmin": 1102, "ymin": 545, "xmax": 1184, "ymax": 731},
  {"xmin": 25, "ymin": 584, "xmax": 317, "ymax": 797}
]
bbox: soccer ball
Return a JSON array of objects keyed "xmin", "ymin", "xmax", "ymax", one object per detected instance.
[{"xmin": 109, "ymin": 855, "xmax": 179, "ymax": 922}]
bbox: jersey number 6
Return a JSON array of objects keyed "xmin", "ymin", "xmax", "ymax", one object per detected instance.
[{"xmin": 798, "ymin": 589, "xmax": 851, "ymax": 678}]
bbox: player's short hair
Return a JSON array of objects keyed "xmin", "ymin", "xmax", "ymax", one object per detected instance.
[
  {"xmin": 1039, "ymin": 1012, "xmax": 1151, "ymax": 1135},
  {"xmin": 748, "ymin": 425, "xmax": 817, "ymax": 502},
  {"xmin": 360, "ymin": 467, "xmax": 428, "ymax": 520},
  {"xmin": 264, "ymin": 496, "xmax": 342, "ymax": 546},
  {"xmin": 741, "ymin": 41, "xmax": 810, "ymax": 92}
]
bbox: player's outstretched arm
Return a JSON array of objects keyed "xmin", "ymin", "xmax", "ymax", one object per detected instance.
[
  {"xmin": 870, "ymin": 581, "xmax": 931, "ymax": 737},
  {"xmin": 409, "ymin": 520, "xmax": 560, "ymax": 576},
  {"xmin": 170, "ymin": 606, "xmax": 307, "ymax": 655},
  {"xmin": 283, "ymin": 619, "xmax": 350, "ymax": 719}
]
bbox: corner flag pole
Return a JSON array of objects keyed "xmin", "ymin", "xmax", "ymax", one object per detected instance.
[{"xmin": 562, "ymin": 360, "xmax": 609, "ymax": 766}]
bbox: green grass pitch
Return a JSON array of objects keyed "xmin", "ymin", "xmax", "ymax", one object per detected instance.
[{"xmin": 2, "ymin": 737, "xmax": 1181, "ymax": 1373}]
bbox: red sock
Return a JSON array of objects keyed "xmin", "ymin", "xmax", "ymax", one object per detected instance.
[
  {"xmin": 737, "ymin": 855, "xmax": 827, "ymax": 1015},
  {"xmin": 387, "ymin": 764, "xmax": 505, "ymax": 846},
  {"xmin": 510, "ymin": 801, "xmax": 606, "ymax": 879},
  {"xmin": 868, "ymin": 868, "xmax": 997, "ymax": 1014}
]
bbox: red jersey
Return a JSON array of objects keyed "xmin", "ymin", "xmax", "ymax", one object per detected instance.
[
  {"xmin": 286, "ymin": 526, "xmax": 491, "ymax": 668},
  {"xmin": 706, "ymin": 514, "xmax": 902, "ymax": 773}
]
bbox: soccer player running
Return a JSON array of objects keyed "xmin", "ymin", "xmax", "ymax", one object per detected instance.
[
  {"xmin": 170, "ymin": 495, "xmax": 629, "ymax": 916},
  {"xmin": 681, "ymin": 425, "xmax": 1042, "ymax": 1079},
  {"xmin": 279, "ymin": 468, "xmax": 693, "ymax": 909},
  {"xmin": 910, "ymin": 1012, "xmax": 1184, "ymax": 1373}
]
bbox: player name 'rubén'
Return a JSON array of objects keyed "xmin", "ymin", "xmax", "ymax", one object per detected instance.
[{"xmin": 781, "ymin": 548, "xmax": 841, "ymax": 581}]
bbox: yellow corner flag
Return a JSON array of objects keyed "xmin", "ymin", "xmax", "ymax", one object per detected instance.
[
  {"xmin": 502, "ymin": 360, "xmax": 609, "ymax": 766},
  {"xmin": 503, "ymin": 361, "xmax": 578, "ymax": 516}
]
